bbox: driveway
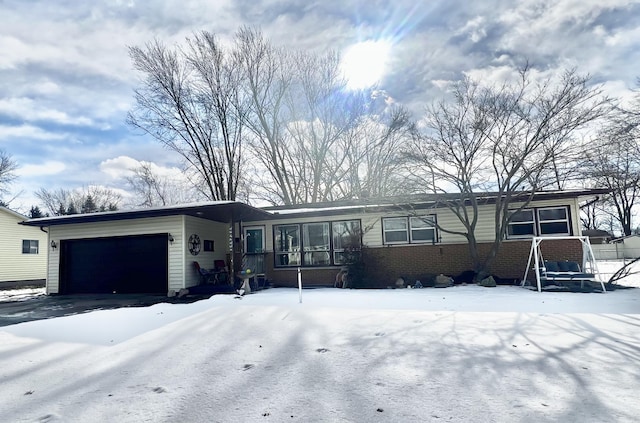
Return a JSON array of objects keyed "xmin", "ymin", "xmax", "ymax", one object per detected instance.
[{"xmin": 0, "ymin": 291, "xmax": 210, "ymax": 327}]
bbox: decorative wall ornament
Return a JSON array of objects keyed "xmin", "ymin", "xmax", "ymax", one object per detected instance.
[{"xmin": 188, "ymin": 233, "xmax": 201, "ymax": 255}]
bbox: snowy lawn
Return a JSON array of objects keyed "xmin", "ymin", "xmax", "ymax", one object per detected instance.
[{"xmin": 1, "ymin": 264, "xmax": 639, "ymax": 422}]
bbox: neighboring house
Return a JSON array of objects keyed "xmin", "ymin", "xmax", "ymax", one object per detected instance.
[
  {"xmin": 582, "ymin": 229, "xmax": 612, "ymax": 245},
  {"xmin": 20, "ymin": 190, "xmax": 604, "ymax": 295},
  {"xmin": 0, "ymin": 206, "xmax": 47, "ymax": 285},
  {"xmin": 612, "ymin": 235, "xmax": 640, "ymax": 259}
]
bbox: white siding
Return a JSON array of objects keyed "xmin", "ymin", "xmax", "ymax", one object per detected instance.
[
  {"xmin": 47, "ymin": 216, "xmax": 184, "ymax": 294},
  {"xmin": 246, "ymin": 198, "xmax": 583, "ymax": 253},
  {"xmin": 0, "ymin": 208, "xmax": 47, "ymax": 282},
  {"xmin": 183, "ymin": 216, "xmax": 231, "ymax": 287}
]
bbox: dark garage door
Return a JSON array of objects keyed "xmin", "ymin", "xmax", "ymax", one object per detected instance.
[{"xmin": 59, "ymin": 234, "xmax": 168, "ymax": 294}]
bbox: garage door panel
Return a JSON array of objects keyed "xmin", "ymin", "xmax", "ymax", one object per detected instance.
[{"xmin": 60, "ymin": 234, "xmax": 168, "ymax": 294}]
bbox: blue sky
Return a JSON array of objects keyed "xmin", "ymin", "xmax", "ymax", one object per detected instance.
[{"xmin": 1, "ymin": 0, "xmax": 639, "ymax": 212}]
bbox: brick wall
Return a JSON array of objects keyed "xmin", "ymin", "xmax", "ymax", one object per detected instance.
[{"xmin": 263, "ymin": 239, "xmax": 584, "ymax": 288}]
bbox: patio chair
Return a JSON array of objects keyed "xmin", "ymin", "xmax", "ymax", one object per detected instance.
[
  {"xmin": 194, "ymin": 261, "xmax": 216, "ymax": 284},
  {"xmin": 212, "ymin": 259, "xmax": 230, "ymax": 284}
]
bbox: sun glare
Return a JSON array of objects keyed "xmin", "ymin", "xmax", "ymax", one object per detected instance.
[{"xmin": 340, "ymin": 40, "xmax": 391, "ymax": 90}]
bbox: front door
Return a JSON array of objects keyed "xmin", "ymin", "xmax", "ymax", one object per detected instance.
[{"xmin": 244, "ymin": 226, "xmax": 265, "ymax": 274}]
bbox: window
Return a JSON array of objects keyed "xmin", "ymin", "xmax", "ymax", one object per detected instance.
[
  {"xmin": 274, "ymin": 225, "xmax": 300, "ymax": 267},
  {"xmin": 274, "ymin": 220, "xmax": 361, "ymax": 267},
  {"xmin": 332, "ymin": 220, "xmax": 361, "ymax": 265},
  {"xmin": 383, "ymin": 216, "xmax": 437, "ymax": 245},
  {"xmin": 410, "ymin": 216, "xmax": 436, "ymax": 243},
  {"xmin": 507, "ymin": 209, "xmax": 535, "ymax": 237},
  {"xmin": 303, "ymin": 222, "xmax": 330, "ymax": 266},
  {"xmin": 507, "ymin": 206, "xmax": 571, "ymax": 238},
  {"xmin": 22, "ymin": 240, "xmax": 39, "ymax": 254},
  {"xmin": 538, "ymin": 207, "xmax": 570, "ymax": 235},
  {"xmin": 383, "ymin": 217, "xmax": 409, "ymax": 244}
]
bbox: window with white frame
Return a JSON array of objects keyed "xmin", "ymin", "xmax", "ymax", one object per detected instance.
[
  {"xmin": 538, "ymin": 207, "xmax": 570, "ymax": 235},
  {"xmin": 22, "ymin": 240, "xmax": 39, "ymax": 254},
  {"xmin": 382, "ymin": 217, "xmax": 409, "ymax": 244},
  {"xmin": 507, "ymin": 209, "xmax": 535, "ymax": 237},
  {"xmin": 507, "ymin": 206, "xmax": 571, "ymax": 238},
  {"xmin": 383, "ymin": 216, "xmax": 437, "ymax": 244},
  {"xmin": 410, "ymin": 216, "xmax": 437, "ymax": 242},
  {"xmin": 274, "ymin": 220, "xmax": 362, "ymax": 267}
]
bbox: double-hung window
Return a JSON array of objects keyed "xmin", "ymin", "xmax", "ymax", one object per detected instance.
[
  {"xmin": 382, "ymin": 217, "xmax": 409, "ymax": 244},
  {"xmin": 507, "ymin": 209, "xmax": 535, "ymax": 238},
  {"xmin": 410, "ymin": 216, "xmax": 437, "ymax": 242},
  {"xmin": 274, "ymin": 220, "xmax": 362, "ymax": 267},
  {"xmin": 507, "ymin": 206, "xmax": 571, "ymax": 238},
  {"xmin": 22, "ymin": 240, "xmax": 39, "ymax": 254},
  {"xmin": 537, "ymin": 207, "xmax": 570, "ymax": 235},
  {"xmin": 383, "ymin": 216, "xmax": 437, "ymax": 245}
]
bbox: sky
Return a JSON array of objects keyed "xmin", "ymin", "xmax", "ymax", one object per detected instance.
[
  {"xmin": 1, "ymin": 279, "xmax": 639, "ymax": 421},
  {"xmin": 1, "ymin": 0, "xmax": 639, "ymax": 213}
]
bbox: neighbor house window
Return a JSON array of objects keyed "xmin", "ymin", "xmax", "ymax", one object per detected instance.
[
  {"xmin": 383, "ymin": 216, "xmax": 437, "ymax": 245},
  {"xmin": 507, "ymin": 206, "xmax": 571, "ymax": 238},
  {"xmin": 22, "ymin": 240, "xmax": 39, "ymax": 254},
  {"xmin": 274, "ymin": 220, "xmax": 362, "ymax": 268},
  {"xmin": 538, "ymin": 207, "xmax": 570, "ymax": 235}
]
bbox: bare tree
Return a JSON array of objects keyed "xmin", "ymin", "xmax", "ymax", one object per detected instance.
[
  {"xmin": 125, "ymin": 162, "xmax": 201, "ymax": 207},
  {"xmin": 0, "ymin": 149, "xmax": 18, "ymax": 197},
  {"xmin": 581, "ymin": 109, "xmax": 640, "ymax": 236},
  {"xmin": 234, "ymin": 26, "xmax": 295, "ymax": 205},
  {"xmin": 405, "ymin": 67, "xmax": 610, "ymax": 279},
  {"xmin": 35, "ymin": 186, "xmax": 122, "ymax": 216},
  {"xmin": 128, "ymin": 31, "xmax": 245, "ymax": 201},
  {"xmin": 337, "ymin": 102, "xmax": 413, "ymax": 199}
]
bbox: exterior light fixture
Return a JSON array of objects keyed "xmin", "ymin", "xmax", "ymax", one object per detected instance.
[
  {"xmin": 168, "ymin": 233, "xmax": 175, "ymax": 244},
  {"xmin": 50, "ymin": 240, "xmax": 57, "ymax": 250}
]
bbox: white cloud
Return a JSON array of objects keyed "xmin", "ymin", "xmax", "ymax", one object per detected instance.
[
  {"xmin": 456, "ymin": 16, "xmax": 487, "ymax": 43},
  {"xmin": 0, "ymin": 124, "xmax": 67, "ymax": 141},
  {"xmin": 16, "ymin": 161, "xmax": 66, "ymax": 177},
  {"xmin": 0, "ymin": 98, "xmax": 94, "ymax": 126},
  {"xmin": 99, "ymin": 156, "xmax": 141, "ymax": 178},
  {"xmin": 100, "ymin": 155, "xmax": 185, "ymax": 180}
]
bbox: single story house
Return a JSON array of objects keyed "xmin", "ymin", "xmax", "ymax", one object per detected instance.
[
  {"xmin": 19, "ymin": 190, "xmax": 605, "ymax": 295},
  {"xmin": 0, "ymin": 206, "xmax": 47, "ymax": 286}
]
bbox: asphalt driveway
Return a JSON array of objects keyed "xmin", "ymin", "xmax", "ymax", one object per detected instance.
[{"xmin": 0, "ymin": 292, "xmax": 211, "ymax": 327}]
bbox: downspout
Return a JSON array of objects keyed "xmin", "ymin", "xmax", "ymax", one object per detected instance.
[{"xmin": 40, "ymin": 226, "xmax": 50, "ymax": 295}]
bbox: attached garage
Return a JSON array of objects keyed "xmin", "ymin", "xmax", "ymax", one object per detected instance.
[
  {"xmin": 19, "ymin": 202, "xmax": 273, "ymax": 295},
  {"xmin": 59, "ymin": 234, "xmax": 168, "ymax": 294}
]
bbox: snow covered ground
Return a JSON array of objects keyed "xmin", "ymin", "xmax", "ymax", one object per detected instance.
[{"xmin": 1, "ymin": 262, "xmax": 639, "ymax": 422}]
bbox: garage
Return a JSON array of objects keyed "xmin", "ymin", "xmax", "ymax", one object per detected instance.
[{"xmin": 59, "ymin": 233, "xmax": 168, "ymax": 294}]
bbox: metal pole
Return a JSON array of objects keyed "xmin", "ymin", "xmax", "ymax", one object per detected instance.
[{"xmin": 297, "ymin": 267, "xmax": 302, "ymax": 303}]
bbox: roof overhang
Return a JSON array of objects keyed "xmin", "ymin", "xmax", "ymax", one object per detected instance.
[
  {"xmin": 19, "ymin": 202, "xmax": 273, "ymax": 227},
  {"xmin": 263, "ymin": 189, "xmax": 611, "ymax": 219}
]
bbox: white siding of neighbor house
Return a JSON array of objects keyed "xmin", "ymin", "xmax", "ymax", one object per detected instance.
[
  {"xmin": 183, "ymin": 216, "xmax": 231, "ymax": 288},
  {"xmin": 0, "ymin": 208, "xmax": 48, "ymax": 282},
  {"xmin": 247, "ymin": 197, "xmax": 583, "ymax": 254},
  {"xmin": 47, "ymin": 216, "xmax": 184, "ymax": 294}
]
